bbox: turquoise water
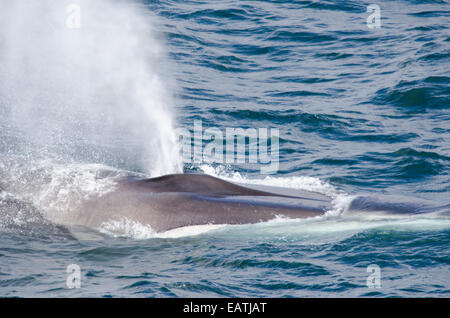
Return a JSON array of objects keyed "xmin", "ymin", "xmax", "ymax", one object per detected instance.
[{"xmin": 0, "ymin": 0, "xmax": 449, "ymax": 297}]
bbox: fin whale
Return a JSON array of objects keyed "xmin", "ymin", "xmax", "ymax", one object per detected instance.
[{"xmin": 70, "ymin": 173, "xmax": 332, "ymax": 233}]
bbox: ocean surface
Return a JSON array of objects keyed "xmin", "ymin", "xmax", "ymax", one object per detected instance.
[{"xmin": 0, "ymin": 0, "xmax": 449, "ymax": 297}]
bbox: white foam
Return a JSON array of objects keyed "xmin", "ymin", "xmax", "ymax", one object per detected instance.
[
  {"xmin": 198, "ymin": 164, "xmax": 353, "ymax": 217},
  {"xmin": 327, "ymin": 194, "xmax": 357, "ymax": 217},
  {"xmin": 99, "ymin": 217, "xmax": 155, "ymax": 240},
  {"xmin": 98, "ymin": 217, "xmax": 226, "ymax": 239},
  {"xmin": 4, "ymin": 161, "xmax": 120, "ymax": 224},
  {"xmin": 199, "ymin": 165, "xmax": 337, "ymax": 194},
  {"xmin": 39, "ymin": 163, "xmax": 117, "ymax": 204},
  {"xmin": 155, "ymin": 224, "xmax": 227, "ymax": 239}
]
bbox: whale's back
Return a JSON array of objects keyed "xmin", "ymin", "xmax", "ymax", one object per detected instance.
[{"xmin": 74, "ymin": 173, "xmax": 333, "ymax": 233}]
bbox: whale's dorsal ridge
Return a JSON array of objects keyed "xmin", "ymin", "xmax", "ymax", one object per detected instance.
[{"xmin": 128, "ymin": 173, "xmax": 277, "ymax": 197}]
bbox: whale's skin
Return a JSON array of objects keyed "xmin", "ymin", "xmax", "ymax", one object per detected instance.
[{"xmin": 70, "ymin": 173, "xmax": 332, "ymax": 232}]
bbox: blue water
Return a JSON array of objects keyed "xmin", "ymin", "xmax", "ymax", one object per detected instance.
[{"xmin": 0, "ymin": 0, "xmax": 449, "ymax": 297}]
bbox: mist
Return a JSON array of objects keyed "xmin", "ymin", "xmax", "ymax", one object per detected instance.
[{"xmin": 0, "ymin": 0, "xmax": 182, "ymax": 176}]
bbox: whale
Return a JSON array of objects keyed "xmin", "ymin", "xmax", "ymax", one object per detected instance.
[{"xmin": 66, "ymin": 173, "xmax": 332, "ymax": 233}]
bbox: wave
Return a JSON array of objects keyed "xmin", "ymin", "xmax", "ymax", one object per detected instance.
[{"xmin": 371, "ymin": 78, "xmax": 449, "ymax": 112}]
